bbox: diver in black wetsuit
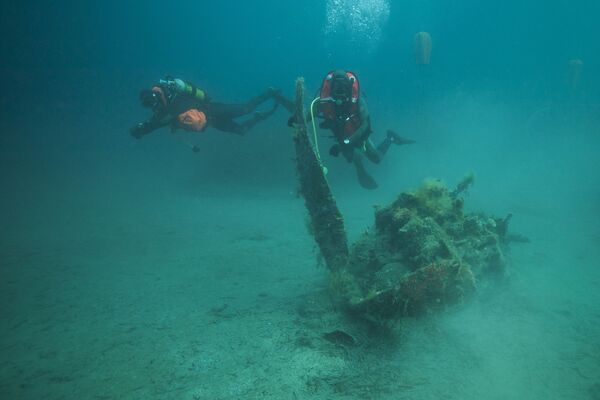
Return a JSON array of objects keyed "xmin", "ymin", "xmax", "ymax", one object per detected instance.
[
  {"xmin": 130, "ymin": 77, "xmax": 279, "ymax": 143},
  {"xmin": 279, "ymin": 70, "xmax": 414, "ymax": 189}
]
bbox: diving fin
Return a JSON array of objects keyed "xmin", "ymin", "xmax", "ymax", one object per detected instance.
[{"xmin": 387, "ymin": 130, "xmax": 416, "ymax": 145}]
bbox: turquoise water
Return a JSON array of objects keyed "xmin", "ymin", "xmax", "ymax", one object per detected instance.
[{"xmin": 1, "ymin": 1, "xmax": 599, "ymax": 399}]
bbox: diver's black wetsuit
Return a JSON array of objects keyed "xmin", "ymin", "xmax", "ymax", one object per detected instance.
[
  {"xmin": 321, "ymin": 98, "xmax": 393, "ymax": 163},
  {"xmin": 318, "ymin": 97, "xmax": 396, "ymax": 189},
  {"xmin": 139, "ymin": 94, "xmax": 205, "ymax": 133},
  {"xmin": 132, "ymin": 87, "xmax": 277, "ymax": 137},
  {"xmin": 203, "ymin": 91, "xmax": 277, "ymax": 135},
  {"xmin": 279, "ymin": 91, "xmax": 409, "ymax": 189},
  {"xmin": 276, "ymin": 92, "xmax": 392, "ymax": 163}
]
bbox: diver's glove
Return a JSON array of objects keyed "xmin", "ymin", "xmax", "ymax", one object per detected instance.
[
  {"xmin": 130, "ymin": 122, "xmax": 148, "ymax": 139},
  {"xmin": 329, "ymin": 137, "xmax": 355, "ymax": 156}
]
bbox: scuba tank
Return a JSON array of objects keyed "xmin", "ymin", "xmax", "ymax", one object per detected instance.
[{"xmin": 159, "ymin": 77, "xmax": 208, "ymax": 102}]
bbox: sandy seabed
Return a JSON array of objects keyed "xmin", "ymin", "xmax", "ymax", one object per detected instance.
[{"xmin": 1, "ymin": 176, "xmax": 599, "ymax": 400}]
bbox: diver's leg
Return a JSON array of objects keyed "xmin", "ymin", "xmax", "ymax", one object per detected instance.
[
  {"xmin": 385, "ymin": 130, "xmax": 416, "ymax": 146},
  {"xmin": 207, "ymin": 103, "xmax": 247, "ymax": 120},
  {"xmin": 271, "ymin": 90, "xmax": 295, "ymax": 113},
  {"xmin": 211, "ymin": 118, "xmax": 246, "ymax": 135},
  {"xmin": 207, "ymin": 89, "xmax": 276, "ymax": 120},
  {"xmin": 369, "ymin": 130, "xmax": 416, "ymax": 162},
  {"xmin": 241, "ymin": 91, "xmax": 273, "ymax": 114},
  {"xmin": 365, "ymin": 139, "xmax": 384, "ymax": 164},
  {"xmin": 231, "ymin": 88, "xmax": 281, "ymax": 117},
  {"xmin": 376, "ymin": 135, "xmax": 393, "ymax": 157},
  {"xmin": 238, "ymin": 102, "xmax": 279, "ymax": 133},
  {"xmin": 212, "ymin": 102, "xmax": 279, "ymax": 135},
  {"xmin": 352, "ymin": 152, "xmax": 378, "ymax": 190}
]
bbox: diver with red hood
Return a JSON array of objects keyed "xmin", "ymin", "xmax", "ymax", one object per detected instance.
[
  {"xmin": 281, "ymin": 70, "xmax": 414, "ymax": 189},
  {"xmin": 130, "ymin": 77, "xmax": 280, "ymax": 151}
]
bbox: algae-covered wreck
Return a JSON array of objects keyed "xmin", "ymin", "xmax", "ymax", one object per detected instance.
[{"xmin": 291, "ymin": 78, "xmax": 514, "ymax": 324}]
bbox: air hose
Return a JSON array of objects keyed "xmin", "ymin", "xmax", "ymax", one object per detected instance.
[{"xmin": 310, "ymin": 97, "xmax": 328, "ymax": 175}]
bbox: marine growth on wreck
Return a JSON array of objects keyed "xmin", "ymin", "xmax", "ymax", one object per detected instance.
[
  {"xmin": 291, "ymin": 79, "xmax": 515, "ymax": 324},
  {"xmin": 331, "ymin": 176, "xmax": 514, "ymax": 323}
]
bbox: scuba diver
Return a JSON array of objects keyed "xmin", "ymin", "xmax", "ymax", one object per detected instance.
[
  {"xmin": 282, "ymin": 70, "xmax": 414, "ymax": 189},
  {"xmin": 130, "ymin": 77, "xmax": 280, "ymax": 151}
]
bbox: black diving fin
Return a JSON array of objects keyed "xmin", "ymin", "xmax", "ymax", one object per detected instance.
[{"xmin": 387, "ymin": 130, "xmax": 416, "ymax": 145}]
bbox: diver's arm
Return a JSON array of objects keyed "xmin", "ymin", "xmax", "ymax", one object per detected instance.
[
  {"xmin": 349, "ymin": 118, "xmax": 371, "ymax": 145},
  {"xmin": 345, "ymin": 99, "xmax": 371, "ymax": 146},
  {"xmin": 130, "ymin": 113, "xmax": 171, "ymax": 138}
]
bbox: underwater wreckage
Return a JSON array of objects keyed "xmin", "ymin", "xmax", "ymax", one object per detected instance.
[{"xmin": 291, "ymin": 78, "xmax": 518, "ymax": 324}]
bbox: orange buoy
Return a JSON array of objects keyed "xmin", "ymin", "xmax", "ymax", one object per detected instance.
[
  {"xmin": 415, "ymin": 32, "xmax": 432, "ymax": 65},
  {"xmin": 568, "ymin": 59, "xmax": 583, "ymax": 91}
]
